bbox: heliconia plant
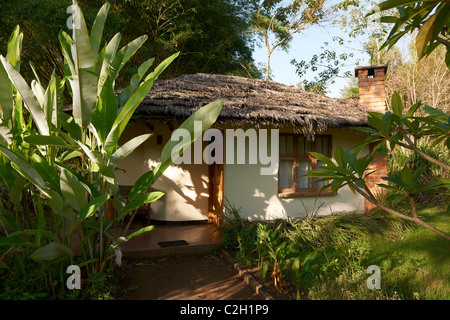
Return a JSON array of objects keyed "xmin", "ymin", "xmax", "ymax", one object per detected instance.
[{"xmin": 0, "ymin": 0, "xmax": 222, "ymax": 296}]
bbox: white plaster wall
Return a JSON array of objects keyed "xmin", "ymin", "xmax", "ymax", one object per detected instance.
[
  {"xmin": 223, "ymin": 126, "xmax": 368, "ymax": 220},
  {"xmin": 115, "ymin": 120, "xmax": 209, "ymax": 222}
]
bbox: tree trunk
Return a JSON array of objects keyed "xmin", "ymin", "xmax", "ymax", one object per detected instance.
[{"xmin": 265, "ymin": 51, "xmax": 271, "ymax": 81}]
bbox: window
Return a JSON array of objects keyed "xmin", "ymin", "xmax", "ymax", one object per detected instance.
[{"xmin": 278, "ymin": 134, "xmax": 333, "ymax": 197}]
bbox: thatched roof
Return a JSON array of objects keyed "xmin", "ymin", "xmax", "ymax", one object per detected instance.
[{"xmin": 136, "ymin": 73, "xmax": 369, "ymax": 138}]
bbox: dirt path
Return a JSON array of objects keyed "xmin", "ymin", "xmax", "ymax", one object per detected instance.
[{"xmin": 119, "ymin": 253, "xmax": 262, "ymax": 300}]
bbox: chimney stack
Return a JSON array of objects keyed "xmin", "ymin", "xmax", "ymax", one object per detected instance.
[
  {"xmin": 355, "ymin": 65, "xmax": 389, "ymax": 213},
  {"xmin": 354, "ymin": 65, "xmax": 388, "ymax": 113}
]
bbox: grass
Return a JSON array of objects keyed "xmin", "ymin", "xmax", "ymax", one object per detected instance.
[
  {"xmin": 364, "ymin": 206, "xmax": 450, "ymax": 300},
  {"xmin": 221, "ymin": 203, "xmax": 450, "ymax": 300}
]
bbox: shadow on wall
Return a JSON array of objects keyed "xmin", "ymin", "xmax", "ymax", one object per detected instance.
[
  {"xmin": 231, "ymin": 174, "xmax": 364, "ymax": 221},
  {"xmin": 150, "ymin": 163, "xmax": 210, "ymax": 221}
]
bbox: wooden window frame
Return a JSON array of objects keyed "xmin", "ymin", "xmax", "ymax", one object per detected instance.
[{"xmin": 278, "ymin": 133, "xmax": 334, "ymax": 198}]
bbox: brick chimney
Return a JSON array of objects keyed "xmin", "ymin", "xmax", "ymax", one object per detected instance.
[
  {"xmin": 355, "ymin": 65, "xmax": 388, "ymax": 212},
  {"xmin": 355, "ymin": 65, "xmax": 388, "ymax": 113}
]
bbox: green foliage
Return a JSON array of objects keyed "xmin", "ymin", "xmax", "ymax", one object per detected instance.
[
  {"xmin": 0, "ymin": 0, "xmax": 261, "ymax": 86},
  {"xmin": 221, "ymin": 209, "xmax": 415, "ymax": 299},
  {"xmin": 369, "ymin": 0, "xmax": 450, "ymax": 66},
  {"xmin": 0, "ymin": 1, "xmax": 223, "ymax": 299},
  {"xmin": 306, "ymin": 91, "xmax": 450, "ymax": 239},
  {"xmin": 291, "ymin": 45, "xmax": 354, "ymax": 95}
]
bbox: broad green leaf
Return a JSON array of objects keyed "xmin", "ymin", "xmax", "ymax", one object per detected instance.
[
  {"xmin": 118, "ymin": 191, "xmax": 164, "ymax": 218},
  {"xmin": 59, "ymin": 31, "xmax": 75, "ymax": 75},
  {"xmin": 430, "ymin": 3, "xmax": 449, "ymax": 47},
  {"xmin": 0, "ymin": 206, "xmax": 17, "ymax": 231},
  {"xmin": 113, "ymin": 78, "xmax": 155, "ymax": 138},
  {"xmin": 0, "ymin": 56, "xmax": 49, "ymax": 135},
  {"xmin": 400, "ymin": 166, "xmax": 412, "ymax": 186},
  {"xmin": 416, "ymin": 11, "xmax": 438, "ymax": 59},
  {"xmin": 308, "ymin": 151, "xmax": 336, "ymax": 167},
  {"xmin": 334, "ymin": 146, "xmax": 346, "ymax": 167},
  {"xmin": 30, "ymin": 242, "xmax": 73, "ymax": 261},
  {"xmin": 67, "ymin": 194, "xmax": 110, "ymax": 236},
  {"xmin": 0, "ymin": 236, "xmax": 29, "ymax": 247},
  {"xmin": 0, "ymin": 124, "xmax": 13, "ymax": 145},
  {"xmin": 70, "ymin": 69, "xmax": 98, "ymax": 129},
  {"xmin": 90, "ymin": 2, "xmax": 110, "ymax": 58},
  {"xmin": 125, "ymin": 225, "xmax": 155, "ymax": 241},
  {"xmin": 55, "ymin": 161, "xmax": 101, "ymax": 198},
  {"xmin": 144, "ymin": 52, "xmax": 180, "ymax": 82},
  {"xmin": 109, "ymin": 35, "xmax": 148, "ymax": 80},
  {"xmin": 24, "ymin": 135, "xmax": 67, "ymax": 147},
  {"xmin": 159, "ymin": 100, "xmax": 223, "ymax": 172},
  {"xmin": 97, "ymin": 32, "xmax": 121, "ymax": 96},
  {"xmin": 0, "ymin": 57, "xmax": 14, "ymax": 124},
  {"xmin": 70, "ymin": 0, "xmax": 98, "ymax": 128},
  {"xmin": 390, "ymin": 92, "xmax": 403, "ymax": 116},
  {"xmin": 46, "ymin": 190, "xmax": 64, "ymax": 216},
  {"xmin": 374, "ymin": 0, "xmax": 436, "ymax": 13},
  {"xmin": 59, "ymin": 112, "xmax": 82, "ymax": 141},
  {"xmin": 128, "ymin": 170, "xmax": 157, "ymax": 202},
  {"xmin": 118, "ymin": 58, "xmax": 155, "ymax": 107},
  {"xmin": 0, "ymin": 144, "xmax": 48, "ymax": 194},
  {"xmin": 30, "ymin": 154, "xmax": 60, "ymax": 192},
  {"xmin": 5, "ymin": 25, "xmax": 22, "ymax": 70},
  {"xmin": 405, "ymin": 101, "xmax": 422, "ymax": 117},
  {"xmin": 43, "ymin": 74, "xmax": 59, "ymax": 129},
  {"xmin": 92, "ymin": 77, "xmax": 117, "ymax": 144},
  {"xmin": 423, "ymin": 105, "xmax": 447, "ymax": 119},
  {"xmin": 110, "ymin": 133, "xmax": 152, "ymax": 167},
  {"xmin": 60, "ymin": 167, "xmax": 88, "ymax": 212}
]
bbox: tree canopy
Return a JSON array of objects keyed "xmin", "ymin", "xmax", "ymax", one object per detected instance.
[{"xmin": 0, "ymin": 0, "xmax": 262, "ymax": 86}]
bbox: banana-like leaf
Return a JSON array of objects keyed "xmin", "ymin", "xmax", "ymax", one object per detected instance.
[
  {"xmin": 30, "ymin": 153, "xmax": 60, "ymax": 191},
  {"xmin": 118, "ymin": 191, "xmax": 164, "ymax": 218},
  {"xmin": 113, "ymin": 77, "xmax": 155, "ymax": 138},
  {"xmin": 0, "ymin": 144, "xmax": 48, "ymax": 195},
  {"xmin": 59, "ymin": 112, "xmax": 82, "ymax": 141},
  {"xmin": 92, "ymin": 77, "xmax": 117, "ymax": 144},
  {"xmin": 0, "ymin": 57, "xmax": 14, "ymax": 124},
  {"xmin": 0, "ymin": 56, "xmax": 49, "ymax": 136},
  {"xmin": 6, "ymin": 25, "xmax": 22, "ymax": 70},
  {"xmin": 416, "ymin": 10, "xmax": 437, "ymax": 59},
  {"xmin": 66, "ymin": 194, "xmax": 110, "ymax": 236},
  {"xmin": 90, "ymin": 2, "xmax": 110, "ymax": 58},
  {"xmin": 118, "ymin": 58, "xmax": 155, "ymax": 108},
  {"xmin": 59, "ymin": 30, "xmax": 75, "ymax": 75},
  {"xmin": 60, "ymin": 166, "xmax": 88, "ymax": 211},
  {"xmin": 125, "ymin": 225, "xmax": 155, "ymax": 242},
  {"xmin": 0, "ymin": 123, "xmax": 13, "ymax": 145},
  {"xmin": 0, "ymin": 236, "xmax": 30, "ymax": 247},
  {"xmin": 109, "ymin": 35, "xmax": 148, "ymax": 81},
  {"xmin": 97, "ymin": 33, "xmax": 121, "ymax": 96},
  {"xmin": 70, "ymin": 0, "xmax": 98, "ymax": 129},
  {"xmin": 30, "ymin": 242, "xmax": 73, "ymax": 261},
  {"xmin": 110, "ymin": 133, "xmax": 152, "ymax": 167},
  {"xmin": 0, "ymin": 206, "xmax": 18, "ymax": 232},
  {"xmin": 24, "ymin": 135, "xmax": 68, "ymax": 147},
  {"xmin": 128, "ymin": 100, "xmax": 223, "ymax": 201},
  {"xmin": 143, "ymin": 52, "xmax": 179, "ymax": 82},
  {"xmin": 55, "ymin": 161, "xmax": 101, "ymax": 198}
]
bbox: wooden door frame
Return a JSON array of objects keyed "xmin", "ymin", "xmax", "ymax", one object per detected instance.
[{"xmin": 208, "ymin": 162, "xmax": 224, "ymax": 227}]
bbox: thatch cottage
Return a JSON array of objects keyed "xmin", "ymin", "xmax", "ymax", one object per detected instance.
[{"xmin": 116, "ymin": 65, "xmax": 388, "ymax": 226}]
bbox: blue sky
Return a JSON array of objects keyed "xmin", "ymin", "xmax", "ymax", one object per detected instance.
[{"xmin": 251, "ymin": 3, "xmax": 373, "ymax": 98}]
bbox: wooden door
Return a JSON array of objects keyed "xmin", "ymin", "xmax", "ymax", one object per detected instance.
[{"xmin": 208, "ymin": 163, "xmax": 224, "ymax": 227}]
